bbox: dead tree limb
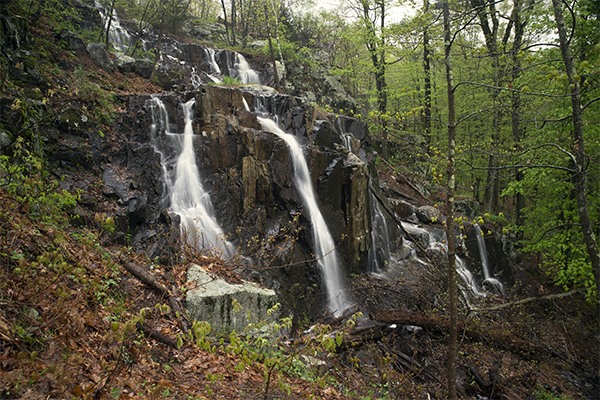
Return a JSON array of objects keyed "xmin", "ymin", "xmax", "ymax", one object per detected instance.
[
  {"xmin": 369, "ymin": 186, "xmax": 429, "ymax": 257},
  {"xmin": 476, "ymin": 289, "xmax": 584, "ymax": 313},
  {"xmin": 370, "ymin": 309, "xmax": 548, "ymax": 361},
  {"xmin": 120, "ymin": 257, "xmax": 191, "ymax": 334},
  {"xmin": 137, "ymin": 322, "xmax": 178, "ymax": 349},
  {"xmin": 378, "ymin": 156, "xmax": 429, "ymax": 201}
]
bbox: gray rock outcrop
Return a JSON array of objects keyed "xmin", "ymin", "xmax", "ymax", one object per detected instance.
[
  {"xmin": 186, "ymin": 265, "xmax": 278, "ymax": 335},
  {"xmin": 86, "ymin": 43, "xmax": 115, "ymax": 74},
  {"xmin": 416, "ymin": 205, "xmax": 441, "ymax": 224},
  {"xmin": 57, "ymin": 30, "xmax": 86, "ymax": 54}
]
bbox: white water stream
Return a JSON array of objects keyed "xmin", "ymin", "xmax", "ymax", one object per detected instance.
[
  {"xmin": 399, "ymin": 221, "xmax": 483, "ymax": 296},
  {"xmin": 336, "ymin": 119, "xmax": 391, "ymax": 274},
  {"xmin": 474, "ymin": 224, "xmax": 491, "ymax": 279},
  {"xmin": 368, "ymin": 193, "xmax": 394, "ymax": 273},
  {"xmin": 150, "ymin": 97, "xmax": 234, "ymax": 257},
  {"xmin": 203, "ymin": 48, "xmax": 222, "ymax": 83},
  {"xmin": 256, "ymin": 114, "xmax": 350, "ymax": 316},
  {"xmin": 474, "ymin": 224, "xmax": 505, "ymax": 296},
  {"xmin": 96, "ymin": 1, "xmax": 132, "ymax": 53},
  {"xmin": 228, "ymin": 53, "xmax": 261, "ymax": 84},
  {"xmin": 190, "ymin": 67, "xmax": 203, "ymax": 89}
]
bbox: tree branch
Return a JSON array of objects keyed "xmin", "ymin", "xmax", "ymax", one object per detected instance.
[
  {"xmin": 476, "ymin": 289, "xmax": 584, "ymax": 312},
  {"xmin": 454, "ymin": 80, "xmax": 571, "ymax": 98}
]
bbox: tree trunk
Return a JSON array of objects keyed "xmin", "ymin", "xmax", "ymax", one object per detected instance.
[
  {"xmin": 98, "ymin": 0, "xmax": 116, "ymax": 45},
  {"xmin": 551, "ymin": 0, "xmax": 600, "ymax": 303},
  {"xmin": 230, "ymin": 0, "xmax": 237, "ymax": 45},
  {"xmin": 510, "ymin": 0, "xmax": 526, "ymax": 231},
  {"xmin": 220, "ymin": 0, "xmax": 230, "ymax": 45},
  {"xmin": 423, "ymin": 0, "xmax": 432, "ymax": 147},
  {"xmin": 264, "ymin": 2, "xmax": 281, "ymax": 92},
  {"xmin": 104, "ymin": 0, "xmax": 114, "ymax": 46},
  {"xmin": 361, "ymin": 0, "xmax": 388, "ymax": 155},
  {"xmin": 471, "ymin": 0, "xmax": 502, "ymax": 214},
  {"xmin": 370, "ymin": 309, "xmax": 547, "ymax": 361},
  {"xmin": 269, "ymin": 0, "xmax": 286, "ymax": 92},
  {"xmin": 443, "ymin": 1, "xmax": 458, "ymax": 398}
]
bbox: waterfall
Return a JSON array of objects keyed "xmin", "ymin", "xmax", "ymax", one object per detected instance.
[
  {"xmin": 171, "ymin": 99, "xmax": 235, "ymax": 257},
  {"xmin": 336, "ymin": 118, "xmax": 391, "ymax": 274},
  {"xmin": 474, "ymin": 224, "xmax": 491, "ymax": 279},
  {"xmin": 96, "ymin": 1, "xmax": 132, "ymax": 53},
  {"xmin": 150, "ymin": 97, "xmax": 234, "ymax": 257},
  {"xmin": 368, "ymin": 193, "xmax": 394, "ymax": 273},
  {"xmin": 203, "ymin": 48, "xmax": 222, "ymax": 83},
  {"xmin": 473, "ymin": 224, "xmax": 505, "ymax": 296},
  {"xmin": 335, "ymin": 117, "xmax": 354, "ymax": 153},
  {"xmin": 190, "ymin": 67, "xmax": 203, "ymax": 89},
  {"xmin": 256, "ymin": 115, "xmax": 350, "ymax": 317},
  {"xmin": 398, "ymin": 220, "xmax": 485, "ymax": 297},
  {"xmin": 456, "ymin": 256, "xmax": 481, "ymax": 295},
  {"xmin": 228, "ymin": 53, "xmax": 261, "ymax": 84},
  {"xmin": 149, "ymin": 97, "xmax": 173, "ymax": 204},
  {"xmin": 203, "ymin": 49, "xmax": 260, "ymax": 85}
]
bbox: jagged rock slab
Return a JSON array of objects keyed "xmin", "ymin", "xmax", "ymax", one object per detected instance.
[{"xmin": 186, "ymin": 264, "xmax": 278, "ymax": 335}]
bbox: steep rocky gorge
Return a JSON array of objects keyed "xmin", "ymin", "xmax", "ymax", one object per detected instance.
[
  {"xmin": 3, "ymin": 4, "xmax": 600, "ymax": 399},
  {"xmin": 49, "ymin": 82, "xmax": 383, "ymax": 319},
  {"xmin": 9, "ymin": 0, "xmax": 516, "ymax": 320},
  {"xmin": 0, "ymin": 0, "xmax": 519, "ymax": 321}
]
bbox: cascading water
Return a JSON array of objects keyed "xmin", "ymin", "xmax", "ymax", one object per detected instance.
[
  {"xmin": 149, "ymin": 97, "xmax": 174, "ymax": 203},
  {"xmin": 228, "ymin": 53, "xmax": 261, "ymax": 84},
  {"xmin": 150, "ymin": 97, "xmax": 234, "ymax": 257},
  {"xmin": 335, "ymin": 119, "xmax": 391, "ymax": 274},
  {"xmin": 96, "ymin": 1, "xmax": 132, "ymax": 53},
  {"xmin": 474, "ymin": 224, "xmax": 505, "ymax": 296},
  {"xmin": 171, "ymin": 99, "xmax": 235, "ymax": 257},
  {"xmin": 190, "ymin": 67, "xmax": 203, "ymax": 89},
  {"xmin": 399, "ymin": 220, "xmax": 483, "ymax": 296},
  {"xmin": 474, "ymin": 224, "xmax": 491, "ymax": 280},
  {"xmin": 255, "ymin": 111, "xmax": 350, "ymax": 316},
  {"xmin": 335, "ymin": 117, "xmax": 354, "ymax": 153},
  {"xmin": 204, "ymin": 48, "xmax": 221, "ymax": 74},
  {"xmin": 368, "ymin": 194, "xmax": 394, "ymax": 273},
  {"xmin": 456, "ymin": 256, "xmax": 481, "ymax": 295},
  {"xmin": 203, "ymin": 48, "xmax": 222, "ymax": 83}
]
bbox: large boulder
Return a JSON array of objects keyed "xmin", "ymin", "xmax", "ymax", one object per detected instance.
[
  {"xmin": 186, "ymin": 265, "xmax": 278, "ymax": 335},
  {"xmin": 416, "ymin": 205, "xmax": 441, "ymax": 224},
  {"xmin": 454, "ymin": 198, "xmax": 482, "ymax": 219},
  {"xmin": 389, "ymin": 198, "xmax": 414, "ymax": 219},
  {"xmin": 86, "ymin": 43, "xmax": 115, "ymax": 74},
  {"xmin": 114, "ymin": 54, "xmax": 136, "ymax": 73},
  {"xmin": 57, "ymin": 30, "xmax": 86, "ymax": 54},
  {"xmin": 134, "ymin": 59, "xmax": 154, "ymax": 79},
  {"xmin": 183, "ymin": 20, "xmax": 227, "ymax": 42}
]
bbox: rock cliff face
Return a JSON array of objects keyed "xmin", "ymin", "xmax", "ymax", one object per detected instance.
[
  {"xmin": 6, "ymin": 1, "xmax": 512, "ymax": 321},
  {"xmin": 48, "ymin": 84, "xmax": 378, "ymax": 319}
]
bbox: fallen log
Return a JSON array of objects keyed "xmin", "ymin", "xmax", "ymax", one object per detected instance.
[
  {"xmin": 136, "ymin": 322, "xmax": 179, "ymax": 349},
  {"xmin": 340, "ymin": 321, "xmax": 388, "ymax": 348},
  {"xmin": 370, "ymin": 309, "xmax": 547, "ymax": 361},
  {"xmin": 120, "ymin": 257, "xmax": 191, "ymax": 334}
]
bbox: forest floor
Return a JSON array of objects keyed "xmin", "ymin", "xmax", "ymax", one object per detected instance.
[{"xmin": 1, "ymin": 167, "xmax": 598, "ymax": 399}]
